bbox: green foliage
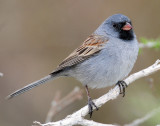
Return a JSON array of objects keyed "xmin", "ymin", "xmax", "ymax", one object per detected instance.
[
  {"xmin": 153, "ymin": 40, "xmax": 160, "ymax": 49},
  {"xmin": 140, "ymin": 37, "xmax": 149, "ymax": 44},
  {"xmin": 138, "ymin": 48, "xmax": 142, "ymax": 54},
  {"xmin": 140, "ymin": 37, "xmax": 160, "ymax": 50}
]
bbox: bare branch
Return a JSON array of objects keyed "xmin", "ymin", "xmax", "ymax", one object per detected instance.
[
  {"xmin": 45, "ymin": 87, "xmax": 83, "ymax": 123},
  {"xmin": 125, "ymin": 106, "xmax": 160, "ymax": 126},
  {"xmin": 34, "ymin": 120, "xmax": 117, "ymax": 126},
  {"xmin": 33, "ymin": 59, "xmax": 160, "ymax": 126},
  {"xmin": 45, "ymin": 91, "xmax": 61, "ymax": 123},
  {"xmin": 139, "ymin": 42, "xmax": 159, "ymax": 48},
  {"xmin": 0, "ymin": 72, "xmax": 3, "ymax": 77}
]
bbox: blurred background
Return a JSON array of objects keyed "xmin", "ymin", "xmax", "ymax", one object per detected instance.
[{"xmin": 0, "ymin": 0, "xmax": 160, "ymax": 126}]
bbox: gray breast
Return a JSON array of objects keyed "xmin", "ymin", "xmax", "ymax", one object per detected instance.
[{"xmin": 68, "ymin": 38, "xmax": 139, "ymax": 89}]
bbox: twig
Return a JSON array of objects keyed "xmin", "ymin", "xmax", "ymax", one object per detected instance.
[
  {"xmin": 0, "ymin": 72, "xmax": 3, "ymax": 77},
  {"xmin": 34, "ymin": 120, "xmax": 117, "ymax": 126},
  {"xmin": 33, "ymin": 59, "xmax": 160, "ymax": 126},
  {"xmin": 124, "ymin": 106, "xmax": 160, "ymax": 126},
  {"xmin": 45, "ymin": 86, "xmax": 83, "ymax": 123},
  {"xmin": 45, "ymin": 91, "xmax": 61, "ymax": 123},
  {"xmin": 139, "ymin": 42, "xmax": 159, "ymax": 48}
]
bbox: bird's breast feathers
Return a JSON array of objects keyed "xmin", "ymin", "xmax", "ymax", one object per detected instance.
[{"xmin": 69, "ymin": 38, "xmax": 139, "ymax": 88}]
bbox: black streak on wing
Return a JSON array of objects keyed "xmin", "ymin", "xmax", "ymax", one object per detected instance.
[{"xmin": 52, "ymin": 35, "xmax": 108, "ymax": 73}]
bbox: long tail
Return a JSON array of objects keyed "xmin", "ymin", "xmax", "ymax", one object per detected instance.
[{"xmin": 6, "ymin": 73, "xmax": 58, "ymax": 100}]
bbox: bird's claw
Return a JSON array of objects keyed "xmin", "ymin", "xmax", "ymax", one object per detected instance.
[
  {"xmin": 116, "ymin": 80, "xmax": 128, "ymax": 97},
  {"xmin": 88, "ymin": 97, "xmax": 98, "ymax": 118}
]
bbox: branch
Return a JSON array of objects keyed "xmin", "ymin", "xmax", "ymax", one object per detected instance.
[
  {"xmin": 34, "ymin": 120, "xmax": 116, "ymax": 126},
  {"xmin": 0, "ymin": 72, "xmax": 3, "ymax": 77},
  {"xmin": 45, "ymin": 87, "xmax": 83, "ymax": 123},
  {"xmin": 33, "ymin": 59, "xmax": 160, "ymax": 126},
  {"xmin": 139, "ymin": 42, "xmax": 158, "ymax": 48},
  {"xmin": 124, "ymin": 106, "xmax": 160, "ymax": 126}
]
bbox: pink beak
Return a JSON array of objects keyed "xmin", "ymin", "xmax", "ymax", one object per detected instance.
[{"xmin": 122, "ymin": 22, "xmax": 132, "ymax": 31}]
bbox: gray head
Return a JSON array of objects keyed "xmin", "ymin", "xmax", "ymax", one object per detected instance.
[{"xmin": 95, "ymin": 14, "xmax": 135, "ymax": 41}]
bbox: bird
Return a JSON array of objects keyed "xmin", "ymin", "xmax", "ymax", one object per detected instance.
[{"xmin": 7, "ymin": 14, "xmax": 139, "ymax": 118}]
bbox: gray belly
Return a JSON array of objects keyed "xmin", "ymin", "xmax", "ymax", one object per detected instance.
[{"xmin": 68, "ymin": 41, "xmax": 138, "ymax": 89}]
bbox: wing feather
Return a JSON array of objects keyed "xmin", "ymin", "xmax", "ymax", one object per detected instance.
[{"xmin": 54, "ymin": 34, "xmax": 108, "ymax": 72}]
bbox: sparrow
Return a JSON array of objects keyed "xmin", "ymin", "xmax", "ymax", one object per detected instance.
[{"xmin": 7, "ymin": 14, "xmax": 139, "ymax": 118}]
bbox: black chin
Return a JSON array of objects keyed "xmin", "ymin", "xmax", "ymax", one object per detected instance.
[{"xmin": 119, "ymin": 29, "xmax": 134, "ymax": 41}]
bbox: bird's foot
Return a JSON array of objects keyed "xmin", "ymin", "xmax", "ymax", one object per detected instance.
[
  {"xmin": 87, "ymin": 97, "xmax": 98, "ymax": 118},
  {"xmin": 116, "ymin": 80, "xmax": 128, "ymax": 97}
]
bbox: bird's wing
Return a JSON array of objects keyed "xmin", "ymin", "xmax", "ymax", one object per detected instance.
[
  {"xmin": 6, "ymin": 35, "xmax": 108, "ymax": 99},
  {"xmin": 54, "ymin": 34, "xmax": 109, "ymax": 72}
]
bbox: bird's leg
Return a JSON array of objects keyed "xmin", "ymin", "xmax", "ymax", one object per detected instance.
[
  {"xmin": 85, "ymin": 85, "xmax": 98, "ymax": 118},
  {"xmin": 116, "ymin": 80, "xmax": 128, "ymax": 97}
]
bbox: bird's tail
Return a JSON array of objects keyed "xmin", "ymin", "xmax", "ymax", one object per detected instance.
[{"xmin": 6, "ymin": 72, "xmax": 58, "ymax": 100}]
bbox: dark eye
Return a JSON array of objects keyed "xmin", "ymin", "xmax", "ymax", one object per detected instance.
[{"xmin": 113, "ymin": 24, "xmax": 117, "ymax": 28}]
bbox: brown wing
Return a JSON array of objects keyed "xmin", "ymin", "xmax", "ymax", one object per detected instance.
[{"xmin": 54, "ymin": 34, "xmax": 109, "ymax": 72}]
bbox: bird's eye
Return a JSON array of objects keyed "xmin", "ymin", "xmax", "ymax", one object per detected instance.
[{"xmin": 113, "ymin": 24, "xmax": 117, "ymax": 28}]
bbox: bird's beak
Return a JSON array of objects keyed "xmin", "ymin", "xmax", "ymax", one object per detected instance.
[{"xmin": 122, "ymin": 22, "xmax": 132, "ymax": 31}]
